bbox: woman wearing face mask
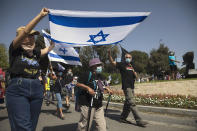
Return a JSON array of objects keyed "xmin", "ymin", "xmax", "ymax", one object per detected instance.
[
  {"xmin": 76, "ymin": 58, "xmax": 113, "ymax": 131},
  {"xmin": 6, "ymin": 8, "xmax": 55, "ymax": 131}
]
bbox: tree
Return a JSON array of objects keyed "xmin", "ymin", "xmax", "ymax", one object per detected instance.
[
  {"xmin": 147, "ymin": 44, "xmax": 170, "ymax": 78},
  {"xmin": 94, "ymin": 45, "xmax": 120, "ymax": 64},
  {"xmin": 79, "ymin": 46, "xmax": 95, "ymax": 71},
  {"xmin": 79, "ymin": 45, "xmax": 120, "ymax": 72},
  {"xmin": 0, "ymin": 43, "xmax": 9, "ymax": 69},
  {"xmin": 130, "ymin": 50, "xmax": 149, "ymax": 74}
]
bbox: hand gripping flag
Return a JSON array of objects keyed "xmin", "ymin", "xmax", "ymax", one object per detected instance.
[
  {"xmin": 43, "ymin": 30, "xmax": 82, "ymax": 66},
  {"xmin": 48, "ymin": 9, "xmax": 151, "ymax": 47}
]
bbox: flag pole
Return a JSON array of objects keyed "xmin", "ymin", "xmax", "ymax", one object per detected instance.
[{"xmin": 48, "ymin": 59, "xmax": 54, "ymax": 74}]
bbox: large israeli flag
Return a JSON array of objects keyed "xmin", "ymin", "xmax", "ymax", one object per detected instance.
[
  {"xmin": 43, "ymin": 30, "xmax": 82, "ymax": 66},
  {"xmin": 48, "ymin": 9, "xmax": 151, "ymax": 46}
]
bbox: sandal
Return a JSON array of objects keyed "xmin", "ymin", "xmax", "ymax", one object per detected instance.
[{"xmin": 60, "ymin": 114, "xmax": 65, "ymax": 120}]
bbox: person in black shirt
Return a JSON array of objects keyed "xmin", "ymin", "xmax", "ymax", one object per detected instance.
[
  {"xmin": 6, "ymin": 8, "xmax": 55, "ymax": 131},
  {"xmin": 54, "ymin": 72, "xmax": 65, "ymax": 120},
  {"xmin": 64, "ymin": 68, "xmax": 74, "ymax": 107},
  {"xmin": 108, "ymin": 49, "xmax": 148, "ymax": 127},
  {"xmin": 76, "ymin": 58, "xmax": 112, "ymax": 131}
]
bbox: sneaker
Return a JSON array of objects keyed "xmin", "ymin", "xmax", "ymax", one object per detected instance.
[{"xmin": 136, "ymin": 120, "xmax": 148, "ymax": 127}]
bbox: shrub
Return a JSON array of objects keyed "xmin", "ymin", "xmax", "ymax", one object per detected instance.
[{"xmin": 103, "ymin": 93, "xmax": 197, "ymax": 110}]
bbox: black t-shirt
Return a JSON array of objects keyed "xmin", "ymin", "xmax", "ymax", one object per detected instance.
[
  {"xmin": 9, "ymin": 42, "xmax": 41, "ymax": 79},
  {"xmin": 54, "ymin": 78, "xmax": 64, "ymax": 93},
  {"xmin": 78, "ymin": 71, "xmax": 105, "ymax": 108},
  {"xmin": 64, "ymin": 73, "xmax": 73, "ymax": 84},
  {"xmin": 116, "ymin": 62, "xmax": 136, "ymax": 89}
]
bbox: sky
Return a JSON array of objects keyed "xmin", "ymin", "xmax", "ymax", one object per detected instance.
[{"xmin": 1, "ymin": 0, "xmax": 197, "ymax": 68}]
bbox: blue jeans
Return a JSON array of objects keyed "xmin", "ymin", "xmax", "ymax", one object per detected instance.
[
  {"xmin": 55, "ymin": 93, "xmax": 62, "ymax": 108},
  {"xmin": 6, "ymin": 78, "xmax": 44, "ymax": 131}
]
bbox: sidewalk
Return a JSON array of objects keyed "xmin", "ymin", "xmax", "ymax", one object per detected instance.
[{"xmin": 103, "ymin": 101, "xmax": 197, "ymax": 117}]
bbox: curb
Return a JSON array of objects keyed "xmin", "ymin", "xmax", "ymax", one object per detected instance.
[{"xmin": 103, "ymin": 101, "xmax": 197, "ymax": 117}]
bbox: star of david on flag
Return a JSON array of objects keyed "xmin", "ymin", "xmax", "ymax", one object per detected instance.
[
  {"xmin": 48, "ymin": 9, "xmax": 151, "ymax": 47},
  {"xmin": 87, "ymin": 30, "xmax": 109, "ymax": 44},
  {"xmin": 42, "ymin": 30, "xmax": 82, "ymax": 66}
]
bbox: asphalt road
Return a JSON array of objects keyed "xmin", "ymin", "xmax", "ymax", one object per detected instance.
[{"xmin": 0, "ymin": 100, "xmax": 197, "ymax": 131}]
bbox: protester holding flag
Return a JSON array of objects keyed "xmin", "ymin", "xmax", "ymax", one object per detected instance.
[
  {"xmin": 6, "ymin": 8, "xmax": 55, "ymax": 131},
  {"xmin": 108, "ymin": 48, "xmax": 148, "ymax": 127},
  {"xmin": 76, "ymin": 58, "xmax": 113, "ymax": 131}
]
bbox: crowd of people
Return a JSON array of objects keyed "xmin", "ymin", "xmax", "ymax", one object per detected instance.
[{"xmin": 0, "ymin": 7, "xmax": 183, "ymax": 131}]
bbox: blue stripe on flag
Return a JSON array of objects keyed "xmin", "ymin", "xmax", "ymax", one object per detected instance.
[
  {"xmin": 43, "ymin": 32, "xmax": 51, "ymax": 39},
  {"xmin": 43, "ymin": 34, "xmax": 122, "ymax": 46},
  {"xmin": 49, "ymin": 53, "xmax": 81, "ymax": 61},
  {"xmin": 49, "ymin": 14, "xmax": 147, "ymax": 28}
]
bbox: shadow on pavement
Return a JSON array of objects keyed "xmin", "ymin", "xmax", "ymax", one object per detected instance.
[
  {"xmin": 42, "ymin": 123, "xmax": 77, "ymax": 131},
  {"xmin": 104, "ymin": 108, "xmax": 121, "ymax": 114},
  {"xmin": 0, "ymin": 116, "xmax": 8, "ymax": 122},
  {"xmin": 0, "ymin": 106, "xmax": 6, "ymax": 110},
  {"xmin": 106, "ymin": 113, "xmax": 137, "ymax": 126},
  {"xmin": 41, "ymin": 109, "xmax": 72, "ymax": 117}
]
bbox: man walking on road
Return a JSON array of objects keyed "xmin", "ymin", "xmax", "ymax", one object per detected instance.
[
  {"xmin": 76, "ymin": 58, "xmax": 113, "ymax": 131},
  {"xmin": 108, "ymin": 49, "xmax": 148, "ymax": 127}
]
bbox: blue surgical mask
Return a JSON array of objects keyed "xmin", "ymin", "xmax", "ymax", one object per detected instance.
[
  {"xmin": 96, "ymin": 66, "xmax": 102, "ymax": 74},
  {"xmin": 125, "ymin": 58, "xmax": 131, "ymax": 63}
]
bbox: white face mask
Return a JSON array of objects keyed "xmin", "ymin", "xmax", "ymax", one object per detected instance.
[
  {"xmin": 125, "ymin": 58, "xmax": 131, "ymax": 63},
  {"xmin": 95, "ymin": 66, "xmax": 102, "ymax": 74}
]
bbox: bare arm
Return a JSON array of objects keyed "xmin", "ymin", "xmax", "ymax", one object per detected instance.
[
  {"xmin": 76, "ymin": 82, "xmax": 95, "ymax": 96},
  {"xmin": 108, "ymin": 49, "xmax": 116, "ymax": 66},
  {"xmin": 41, "ymin": 41, "xmax": 55, "ymax": 56},
  {"xmin": 104, "ymin": 86, "xmax": 113, "ymax": 94},
  {"xmin": 13, "ymin": 8, "xmax": 49, "ymax": 49}
]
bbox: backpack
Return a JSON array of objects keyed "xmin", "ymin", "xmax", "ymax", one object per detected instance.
[{"xmin": 74, "ymin": 71, "xmax": 93, "ymax": 111}]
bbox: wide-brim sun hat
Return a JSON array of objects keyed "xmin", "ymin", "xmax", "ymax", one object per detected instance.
[
  {"xmin": 16, "ymin": 26, "xmax": 40, "ymax": 36},
  {"xmin": 89, "ymin": 58, "xmax": 102, "ymax": 67}
]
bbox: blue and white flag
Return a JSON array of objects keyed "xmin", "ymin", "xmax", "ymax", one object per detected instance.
[
  {"xmin": 48, "ymin": 9, "xmax": 151, "ymax": 47},
  {"xmin": 43, "ymin": 30, "xmax": 82, "ymax": 66}
]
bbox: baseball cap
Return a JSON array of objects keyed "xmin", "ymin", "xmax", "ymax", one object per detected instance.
[{"xmin": 16, "ymin": 26, "xmax": 40, "ymax": 36}]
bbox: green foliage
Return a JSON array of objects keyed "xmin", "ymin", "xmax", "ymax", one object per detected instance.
[
  {"xmin": 79, "ymin": 45, "xmax": 120, "ymax": 72},
  {"xmin": 0, "ymin": 44, "xmax": 9, "ymax": 69},
  {"xmin": 79, "ymin": 46, "xmax": 95, "ymax": 71},
  {"xmin": 147, "ymin": 44, "xmax": 170, "ymax": 77},
  {"xmin": 130, "ymin": 50, "xmax": 149, "ymax": 74},
  {"xmin": 179, "ymin": 67, "xmax": 186, "ymax": 75},
  {"xmin": 94, "ymin": 45, "xmax": 120, "ymax": 64}
]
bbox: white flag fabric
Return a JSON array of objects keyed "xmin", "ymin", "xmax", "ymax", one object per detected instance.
[
  {"xmin": 48, "ymin": 9, "xmax": 151, "ymax": 47},
  {"xmin": 43, "ymin": 30, "xmax": 82, "ymax": 66}
]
